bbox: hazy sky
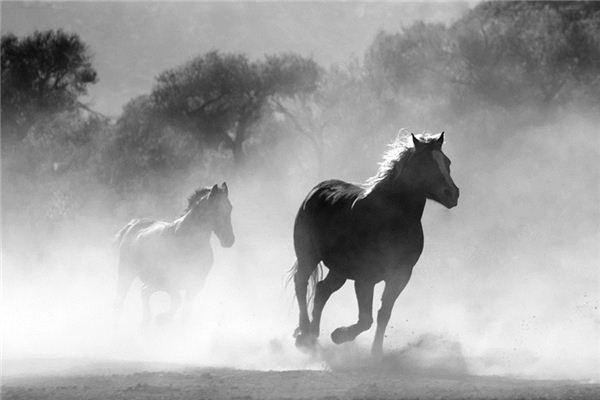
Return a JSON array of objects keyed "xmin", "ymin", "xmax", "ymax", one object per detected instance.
[{"xmin": 1, "ymin": 1, "xmax": 469, "ymax": 116}]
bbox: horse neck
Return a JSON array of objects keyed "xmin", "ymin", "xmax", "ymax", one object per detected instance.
[
  {"xmin": 173, "ymin": 209, "xmax": 212, "ymax": 238},
  {"xmin": 366, "ymin": 177, "xmax": 426, "ymax": 221}
]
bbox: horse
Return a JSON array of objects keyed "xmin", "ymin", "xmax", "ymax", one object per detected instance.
[
  {"xmin": 114, "ymin": 182, "xmax": 234, "ymax": 325},
  {"xmin": 291, "ymin": 131, "xmax": 459, "ymax": 355}
]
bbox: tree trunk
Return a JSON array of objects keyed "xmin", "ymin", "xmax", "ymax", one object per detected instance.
[{"xmin": 231, "ymin": 119, "xmax": 247, "ymax": 168}]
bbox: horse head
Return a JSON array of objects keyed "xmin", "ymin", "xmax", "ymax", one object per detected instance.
[
  {"xmin": 207, "ymin": 182, "xmax": 235, "ymax": 248},
  {"xmin": 404, "ymin": 132, "xmax": 459, "ymax": 208}
]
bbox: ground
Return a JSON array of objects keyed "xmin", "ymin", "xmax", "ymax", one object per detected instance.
[{"xmin": 2, "ymin": 360, "xmax": 599, "ymax": 400}]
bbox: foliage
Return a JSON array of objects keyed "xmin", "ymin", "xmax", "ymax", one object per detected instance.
[
  {"xmin": 106, "ymin": 95, "xmax": 203, "ymax": 191},
  {"xmin": 454, "ymin": 1, "xmax": 600, "ymax": 107},
  {"xmin": 365, "ymin": 1, "xmax": 600, "ymax": 110},
  {"xmin": 1, "ymin": 30, "xmax": 98, "ymax": 145},
  {"xmin": 366, "ymin": 22, "xmax": 455, "ymax": 97},
  {"xmin": 22, "ymin": 111, "xmax": 107, "ymax": 175},
  {"xmin": 149, "ymin": 51, "xmax": 320, "ymax": 164}
]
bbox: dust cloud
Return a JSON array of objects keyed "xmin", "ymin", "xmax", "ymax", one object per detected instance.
[
  {"xmin": 1, "ymin": 1, "xmax": 599, "ymax": 385},
  {"xmin": 2, "ymin": 111, "xmax": 598, "ymax": 382}
]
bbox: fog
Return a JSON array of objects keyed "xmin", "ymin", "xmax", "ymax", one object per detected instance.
[
  {"xmin": 3, "ymin": 111, "xmax": 598, "ymax": 381},
  {"xmin": 2, "ymin": 1, "xmax": 599, "ymax": 386},
  {"xmin": 0, "ymin": 1, "xmax": 467, "ymax": 116}
]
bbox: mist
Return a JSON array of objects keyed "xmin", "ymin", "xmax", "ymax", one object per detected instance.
[
  {"xmin": 0, "ymin": 1, "xmax": 467, "ymax": 116},
  {"xmin": 3, "ymin": 111, "xmax": 598, "ymax": 381},
  {"xmin": 2, "ymin": 1, "xmax": 599, "ymax": 386}
]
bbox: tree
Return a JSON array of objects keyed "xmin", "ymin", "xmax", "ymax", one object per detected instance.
[
  {"xmin": 365, "ymin": 22, "xmax": 456, "ymax": 98},
  {"xmin": 106, "ymin": 95, "xmax": 201, "ymax": 189},
  {"xmin": 364, "ymin": 2, "xmax": 600, "ymax": 110},
  {"xmin": 150, "ymin": 51, "xmax": 320, "ymax": 165},
  {"xmin": 271, "ymin": 61, "xmax": 391, "ymax": 177},
  {"xmin": 1, "ymin": 29, "xmax": 98, "ymax": 145},
  {"xmin": 453, "ymin": 1, "xmax": 600, "ymax": 107}
]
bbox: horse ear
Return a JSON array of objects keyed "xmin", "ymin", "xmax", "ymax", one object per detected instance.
[
  {"xmin": 210, "ymin": 184, "xmax": 219, "ymax": 194},
  {"xmin": 411, "ymin": 133, "xmax": 419, "ymax": 145},
  {"xmin": 435, "ymin": 131, "xmax": 444, "ymax": 147},
  {"xmin": 221, "ymin": 182, "xmax": 228, "ymax": 195},
  {"xmin": 412, "ymin": 133, "xmax": 425, "ymax": 151}
]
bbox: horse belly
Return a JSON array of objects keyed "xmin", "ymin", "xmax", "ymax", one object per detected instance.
[
  {"xmin": 131, "ymin": 239, "xmax": 213, "ymax": 291},
  {"xmin": 321, "ymin": 248, "xmax": 388, "ymax": 281},
  {"xmin": 137, "ymin": 259, "xmax": 211, "ymax": 291},
  {"xmin": 321, "ymin": 230, "xmax": 423, "ymax": 281}
]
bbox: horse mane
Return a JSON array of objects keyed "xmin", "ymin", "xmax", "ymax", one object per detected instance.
[
  {"xmin": 360, "ymin": 129, "xmax": 438, "ymax": 198},
  {"xmin": 184, "ymin": 187, "xmax": 211, "ymax": 213}
]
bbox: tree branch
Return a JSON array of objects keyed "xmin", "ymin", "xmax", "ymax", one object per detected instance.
[
  {"xmin": 185, "ymin": 91, "xmax": 234, "ymax": 118},
  {"xmin": 271, "ymin": 98, "xmax": 323, "ymax": 150},
  {"xmin": 75, "ymin": 101, "xmax": 111, "ymax": 121}
]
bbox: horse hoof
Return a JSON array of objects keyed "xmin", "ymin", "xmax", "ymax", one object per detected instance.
[
  {"xmin": 295, "ymin": 333, "xmax": 317, "ymax": 349},
  {"xmin": 330, "ymin": 327, "xmax": 350, "ymax": 344},
  {"xmin": 371, "ymin": 346, "xmax": 384, "ymax": 359}
]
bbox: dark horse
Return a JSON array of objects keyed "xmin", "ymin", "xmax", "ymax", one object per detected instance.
[
  {"xmin": 292, "ymin": 132, "xmax": 459, "ymax": 355},
  {"xmin": 114, "ymin": 183, "xmax": 234, "ymax": 324}
]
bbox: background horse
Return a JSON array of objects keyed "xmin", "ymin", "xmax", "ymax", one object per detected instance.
[
  {"xmin": 114, "ymin": 182, "xmax": 234, "ymax": 325},
  {"xmin": 292, "ymin": 132, "xmax": 459, "ymax": 355}
]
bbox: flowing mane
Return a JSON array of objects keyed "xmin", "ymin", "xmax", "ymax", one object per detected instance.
[
  {"xmin": 361, "ymin": 130, "xmax": 438, "ymax": 197},
  {"xmin": 185, "ymin": 187, "xmax": 211, "ymax": 212}
]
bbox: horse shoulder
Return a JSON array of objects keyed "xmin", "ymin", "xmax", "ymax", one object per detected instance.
[{"xmin": 127, "ymin": 221, "xmax": 170, "ymax": 250}]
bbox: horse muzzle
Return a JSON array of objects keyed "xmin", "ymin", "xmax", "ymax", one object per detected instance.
[
  {"xmin": 219, "ymin": 235, "xmax": 235, "ymax": 248},
  {"xmin": 438, "ymin": 185, "xmax": 459, "ymax": 209}
]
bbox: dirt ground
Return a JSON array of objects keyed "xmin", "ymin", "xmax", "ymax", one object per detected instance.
[{"xmin": 2, "ymin": 359, "xmax": 600, "ymax": 400}]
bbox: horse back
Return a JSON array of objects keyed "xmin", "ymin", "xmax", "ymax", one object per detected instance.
[
  {"xmin": 299, "ymin": 179, "xmax": 361, "ymax": 215},
  {"xmin": 115, "ymin": 218, "xmax": 161, "ymax": 247},
  {"xmin": 294, "ymin": 180, "xmax": 361, "ymax": 263}
]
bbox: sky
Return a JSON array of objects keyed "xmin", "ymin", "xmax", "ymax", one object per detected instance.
[{"xmin": 1, "ymin": 1, "xmax": 469, "ymax": 116}]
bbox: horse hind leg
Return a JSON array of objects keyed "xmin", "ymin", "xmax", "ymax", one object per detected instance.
[
  {"xmin": 293, "ymin": 259, "xmax": 318, "ymax": 348},
  {"xmin": 331, "ymin": 279, "xmax": 375, "ymax": 345}
]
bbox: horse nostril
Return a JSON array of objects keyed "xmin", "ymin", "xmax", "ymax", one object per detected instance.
[{"xmin": 443, "ymin": 188, "xmax": 453, "ymax": 198}]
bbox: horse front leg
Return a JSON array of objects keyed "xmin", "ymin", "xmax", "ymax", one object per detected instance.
[
  {"xmin": 331, "ymin": 280, "xmax": 374, "ymax": 344},
  {"xmin": 371, "ymin": 269, "xmax": 412, "ymax": 356},
  {"xmin": 310, "ymin": 270, "xmax": 346, "ymax": 337}
]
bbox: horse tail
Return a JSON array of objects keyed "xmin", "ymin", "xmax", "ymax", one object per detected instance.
[{"xmin": 287, "ymin": 260, "xmax": 323, "ymax": 307}]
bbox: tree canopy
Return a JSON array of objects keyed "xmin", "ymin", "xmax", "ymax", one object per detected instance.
[
  {"xmin": 365, "ymin": 1, "xmax": 600, "ymax": 109},
  {"xmin": 147, "ymin": 50, "xmax": 320, "ymax": 164},
  {"xmin": 1, "ymin": 29, "xmax": 98, "ymax": 145}
]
